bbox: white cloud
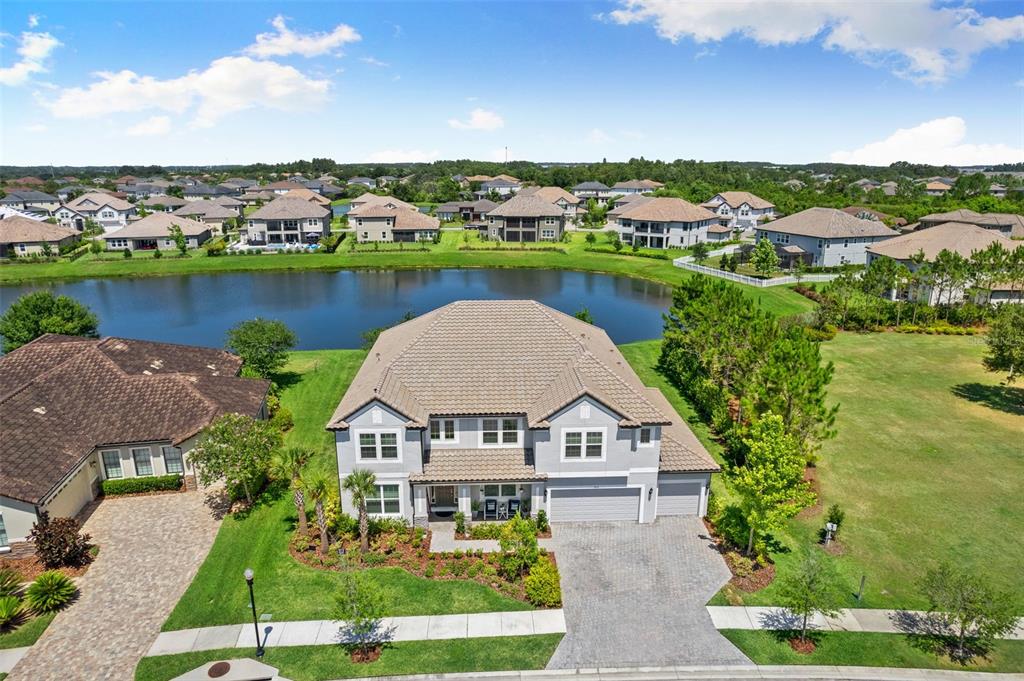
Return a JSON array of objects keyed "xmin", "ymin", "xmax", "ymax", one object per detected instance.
[
  {"xmin": 586, "ymin": 128, "xmax": 614, "ymax": 144},
  {"xmin": 45, "ymin": 56, "xmax": 331, "ymax": 128},
  {"xmin": 448, "ymin": 108, "xmax": 504, "ymax": 131},
  {"xmin": 27, "ymin": 14, "xmax": 40, "ymax": 28},
  {"xmin": 608, "ymin": 1, "xmax": 1024, "ymax": 84},
  {"xmin": 24, "ymin": 123, "xmax": 47, "ymax": 133},
  {"xmin": 365, "ymin": 148, "xmax": 439, "ymax": 163},
  {"xmin": 360, "ymin": 56, "xmax": 389, "ymax": 67},
  {"xmin": 245, "ymin": 15, "xmax": 360, "ymax": 58},
  {"xmin": 126, "ymin": 115, "xmax": 172, "ymax": 136},
  {"xmin": 830, "ymin": 117, "xmax": 1024, "ymax": 166},
  {"xmin": 694, "ymin": 47, "xmax": 716, "ymax": 60},
  {"xmin": 0, "ymin": 31, "xmax": 62, "ymax": 86}
]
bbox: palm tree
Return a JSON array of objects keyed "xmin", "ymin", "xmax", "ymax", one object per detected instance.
[
  {"xmin": 342, "ymin": 469, "xmax": 377, "ymax": 554},
  {"xmin": 303, "ymin": 470, "xmax": 333, "ymax": 556},
  {"xmin": 271, "ymin": 447, "xmax": 312, "ymax": 536}
]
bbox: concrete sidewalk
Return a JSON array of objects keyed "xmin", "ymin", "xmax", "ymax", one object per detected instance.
[
  {"xmin": 0, "ymin": 647, "xmax": 29, "ymax": 674},
  {"xmin": 147, "ymin": 609, "xmax": 566, "ymax": 657},
  {"xmin": 707, "ymin": 606, "xmax": 1024, "ymax": 640}
]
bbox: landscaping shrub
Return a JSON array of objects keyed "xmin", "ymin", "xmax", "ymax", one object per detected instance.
[
  {"xmin": 28, "ymin": 512, "xmax": 94, "ymax": 569},
  {"xmin": 270, "ymin": 405, "xmax": 294, "ymax": 432},
  {"xmin": 102, "ymin": 474, "xmax": 182, "ymax": 496},
  {"xmin": 826, "ymin": 504, "xmax": 845, "ymax": 533},
  {"xmin": 24, "ymin": 571, "xmax": 76, "ymax": 613},
  {"xmin": 454, "ymin": 511, "xmax": 466, "ymax": 536},
  {"xmin": 0, "ymin": 595, "xmax": 26, "ymax": 629},
  {"xmin": 368, "ymin": 516, "xmax": 408, "ymax": 537},
  {"xmin": 468, "ymin": 523, "xmax": 503, "ymax": 540},
  {"xmin": 524, "ymin": 557, "xmax": 562, "ymax": 607},
  {"xmin": 0, "ymin": 568, "xmax": 20, "ymax": 597},
  {"xmin": 499, "ymin": 514, "xmax": 540, "ymax": 579},
  {"xmin": 534, "ymin": 509, "xmax": 549, "ymax": 534}
]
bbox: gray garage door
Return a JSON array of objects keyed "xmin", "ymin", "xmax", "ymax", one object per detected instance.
[
  {"xmin": 550, "ymin": 487, "xmax": 640, "ymax": 522},
  {"xmin": 656, "ymin": 481, "xmax": 701, "ymax": 516}
]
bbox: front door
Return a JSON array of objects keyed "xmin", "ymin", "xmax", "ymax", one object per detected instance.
[{"xmin": 432, "ymin": 485, "xmax": 455, "ymax": 507}]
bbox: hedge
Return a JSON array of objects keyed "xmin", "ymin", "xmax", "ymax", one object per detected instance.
[{"xmin": 102, "ymin": 474, "xmax": 182, "ymax": 496}]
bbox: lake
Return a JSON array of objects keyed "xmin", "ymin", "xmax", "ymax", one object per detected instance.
[{"xmin": 0, "ymin": 269, "xmax": 674, "ymax": 350}]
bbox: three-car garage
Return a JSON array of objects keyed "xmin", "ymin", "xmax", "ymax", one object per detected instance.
[{"xmin": 546, "ymin": 474, "xmax": 708, "ymax": 523}]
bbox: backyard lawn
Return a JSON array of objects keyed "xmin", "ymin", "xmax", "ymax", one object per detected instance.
[
  {"xmin": 135, "ymin": 636, "xmax": 564, "ymax": 681},
  {"xmin": 712, "ymin": 332, "xmax": 1024, "ymax": 609}
]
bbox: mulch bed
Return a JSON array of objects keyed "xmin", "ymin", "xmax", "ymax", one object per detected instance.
[
  {"xmin": 788, "ymin": 637, "xmax": 816, "ymax": 654},
  {"xmin": 702, "ymin": 518, "xmax": 776, "ymax": 592},
  {"xmin": 795, "ymin": 467, "xmax": 822, "ymax": 520},
  {"xmin": 350, "ymin": 647, "xmax": 382, "ymax": 663},
  {"xmin": 0, "ymin": 553, "xmax": 93, "ymax": 583}
]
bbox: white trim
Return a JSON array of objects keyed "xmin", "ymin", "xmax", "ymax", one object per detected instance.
[
  {"xmin": 131, "ymin": 446, "xmax": 154, "ymax": 477},
  {"xmin": 100, "ymin": 449, "xmax": 122, "ymax": 479},
  {"xmin": 560, "ymin": 427, "xmax": 607, "ymax": 461},
  {"xmin": 478, "ymin": 417, "xmax": 523, "ymax": 449},
  {"xmin": 365, "ymin": 482, "xmax": 404, "ymax": 517},
  {"xmin": 429, "ymin": 418, "xmax": 459, "ymax": 444},
  {"xmin": 637, "ymin": 427, "xmax": 654, "ymax": 448},
  {"xmin": 371, "ymin": 472, "xmax": 411, "ymax": 480},
  {"xmin": 354, "ymin": 428, "xmax": 403, "ymax": 462}
]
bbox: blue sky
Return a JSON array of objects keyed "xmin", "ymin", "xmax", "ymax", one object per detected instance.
[{"xmin": 1, "ymin": 1, "xmax": 1022, "ymax": 166}]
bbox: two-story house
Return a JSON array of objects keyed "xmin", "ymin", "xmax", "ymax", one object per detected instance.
[
  {"xmin": 474, "ymin": 178, "xmax": 522, "ymax": 199},
  {"xmin": 245, "ymin": 197, "xmax": 331, "ymax": 245},
  {"xmin": 63, "ymin": 192, "xmax": 137, "ymax": 232},
  {"xmin": 0, "ymin": 190, "xmax": 60, "ymax": 215},
  {"xmin": 614, "ymin": 197, "xmax": 718, "ymax": 249},
  {"xmin": 754, "ymin": 207, "xmax": 898, "ymax": 267},
  {"xmin": 700, "ymin": 191, "xmax": 775, "ymax": 233},
  {"xmin": 434, "ymin": 199, "xmax": 498, "ymax": 223},
  {"xmin": 486, "ymin": 195, "xmax": 566, "ymax": 242},
  {"xmin": 351, "ymin": 205, "xmax": 440, "ymax": 243},
  {"xmin": 327, "ymin": 300, "xmax": 719, "ymax": 526},
  {"xmin": 518, "ymin": 186, "xmax": 582, "ymax": 223},
  {"xmin": 611, "ymin": 179, "xmax": 663, "ymax": 195},
  {"xmin": 571, "ymin": 181, "xmax": 614, "ymax": 205}
]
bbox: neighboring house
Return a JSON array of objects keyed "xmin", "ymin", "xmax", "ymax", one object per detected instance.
[
  {"xmin": 485, "ymin": 194, "xmax": 565, "ymax": 242},
  {"xmin": 435, "ymin": 199, "xmax": 497, "ymax": 222},
  {"xmin": 377, "ymin": 175, "xmax": 399, "ymax": 187},
  {"xmin": 611, "ymin": 179, "xmax": 663, "ymax": 195},
  {"xmin": 348, "ymin": 193, "xmax": 417, "ymax": 212},
  {"xmin": 208, "ymin": 195, "xmax": 245, "ymax": 216},
  {"xmin": 117, "ymin": 182, "xmax": 167, "ymax": 199},
  {"xmin": 700, "ymin": 191, "xmax": 775, "ymax": 232},
  {"xmin": 246, "ymin": 197, "xmax": 331, "ymax": 245},
  {"xmin": 140, "ymin": 195, "xmax": 189, "ymax": 212},
  {"xmin": 475, "ymin": 178, "xmax": 522, "ymax": 199},
  {"xmin": 840, "ymin": 206, "xmax": 907, "ymax": 228},
  {"xmin": 351, "ymin": 205, "xmax": 440, "ymax": 243},
  {"xmin": 0, "ymin": 216, "xmax": 80, "ymax": 258},
  {"xmin": 849, "ymin": 178, "xmax": 880, "ymax": 191},
  {"xmin": 866, "ymin": 222, "xmax": 1023, "ymax": 305},
  {"xmin": 347, "ymin": 177, "xmax": 376, "ymax": 189},
  {"xmin": 238, "ymin": 190, "xmax": 276, "ymax": 206},
  {"xmin": 55, "ymin": 185, "xmax": 101, "ymax": 201},
  {"xmin": 518, "ymin": 186, "xmax": 582, "ymax": 222},
  {"xmin": 300, "ymin": 180, "xmax": 344, "ymax": 198},
  {"xmin": 280, "ymin": 187, "xmax": 332, "ymax": 207},
  {"xmin": 183, "ymin": 183, "xmax": 235, "ymax": 200},
  {"xmin": 754, "ymin": 207, "xmax": 899, "ymax": 267},
  {"xmin": 989, "ymin": 184, "xmax": 1008, "ymax": 198},
  {"xmin": 328, "ymin": 300, "xmax": 719, "ymax": 526},
  {"xmin": 880, "ymin": 181, "xmax": 898, "ymax": 196},
  {"xmin": 6, "ymin": 176, "xmax": 44, "ymax": 187},
  {"xmin": 104, "ymin": 213, "xmax": 212, "ymax": 251},
  {"xmin": 0, "ymin": 335, "xmax": 269, "ymax": 553},
  {"xmin": 53, "ymin": 206, "xmax": 89, "ymax": 231},
  {"xmin": 917, "ymin": 209, "xmax": 1024, "ymax": 239},
  {"xmin": 614, "ymin": 197, "xmax": 718, "ymax": 249},
  {"xmin": 0, "ymin": 190, "xmax": 60, "ymax": 214},
  {"xmin": 261, "ymin": 181, "xmax": 306, "ymax": 196},
  {"xmin": 172, "ymin": 202, "xmax": 237, "ymax": 232},
  {"xmin": 571, "ymin": 181, "xmax": 614, "ymax": 204},
  {"xmin": 65, "ymin": 192, "xmax": 136, "ymax": 232},
  {"xmin": 924, "ymin": 180, "xmax": 952, "ymax": 196},
  {"xmin": 220, "ymin": 178, "xmax": 258, "ymax": 192}
]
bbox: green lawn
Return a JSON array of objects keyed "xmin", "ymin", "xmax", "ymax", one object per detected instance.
[
  {"xmin": 713, "ymin": 332, "xmax": 1024, "ymax": 609},
  {"xmin": 0, "ymin": 232, "xmax": 814, "ymax": 318},
  {"xmin": 162, "ymin": 350, "xmax": 530, "ymax": 631},
  {"xmin": 721, "ymin": 630, "xmax": 1024, "ymax": 673},
  {"xmin": 0, "ymin": 613, "xmax": 56, "ymax": 649},
  {"xmin": 136, "ymin": 636, "xmax": 563, "ymax": 681}
]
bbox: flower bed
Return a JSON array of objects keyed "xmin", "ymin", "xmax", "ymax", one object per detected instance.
[{"xmin": 457, "ymin": 522, "xmax": 552, "ymax": 540}]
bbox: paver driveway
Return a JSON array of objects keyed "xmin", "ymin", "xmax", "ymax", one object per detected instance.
[
  {"xmin": 546, "ymin": 517, "xmax": 749, "ymax": 668},
  {"xmin": 9, "ymin": 490, "xmax": 223, "ymax": 681}
]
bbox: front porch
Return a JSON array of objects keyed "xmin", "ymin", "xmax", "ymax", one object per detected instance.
[{"xmin": 414, "ymin": 481, "xmax": 547, "ymax": 526}]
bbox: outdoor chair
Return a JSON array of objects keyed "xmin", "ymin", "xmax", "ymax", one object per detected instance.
[
  {"xmin": 484, "ymin": 499, "xmax": 497, "ymax": 520},
  {"xmin": 508, "ymin": 498, "xmax": 521, "ymax": 516}
]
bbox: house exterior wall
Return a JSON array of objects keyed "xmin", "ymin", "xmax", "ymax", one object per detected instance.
[
  {"xmin": 0, "ymin": 496, "xmax": 38, "ymax": 549},
  {"xmin": 2, "ymin": 235, "xmax": 78, "ymax": 257},
  {"xmin": 618, "ymin": 218, "xmax": 713, "ymax": 249},
  {"xmin": 246, "ymin": 216, "xmax": 330, "ymax": 245},
  {"xmin": 704, "ymin": 197, "xmax": 774, "ymax": 231},
  {"xmin": 487, "ymin": 215, "xmax": 565, "ymax": 242},
  {"xmin": 756, "ymin": 229, "xmax": 890, "ymax": 266}
]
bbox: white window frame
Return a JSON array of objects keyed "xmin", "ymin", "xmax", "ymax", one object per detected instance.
[
  {"xmin": 101, "ymin": 449, "xmax": 122, "ymax": 479},
  {"xmin": 354, "ymin": 428, "xmax": 403, "ymax": 462},
  {"xmin": 131, "ymin": 446, "xmax": 154, "ymax": 476},
  {"xmin": 429, "ymin": 418, "xmax": 458, "ymax": 443},
  {"xmin": 365, "ymin": 483, "xmax": 403, "ymax": 516},
  {"xmin": 479, "ymin": 417, "xmax": 522, "ymax": 449},
  {"xmin": 561, "ymin": 427, "xmax": 608, "ymax": 461},
  {"xmin": 638, "ymin": 427, "xmax": 654, "ymax": 448}
]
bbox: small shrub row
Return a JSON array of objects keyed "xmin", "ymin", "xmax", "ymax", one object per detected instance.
[
  {"xmin": 458, "ymin": 245, "xmax": 566, "ymax": 253},
  {"xmin": 893, "ymin": 324, "xmax": 981, "ymax": 335},
  {"xmin": 102, "ymin": 474, "xmax": 183, "ymax": 496},
  {"xmin": 584, "ymin": 246, "xmax": 672, "ymax": 260}
]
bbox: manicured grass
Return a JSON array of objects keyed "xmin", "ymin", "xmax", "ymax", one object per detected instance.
[
  {"xmin": 135, "ymin": 636, "xmax": 564, "ymax": 681},
  {"xmin": 162, "ymin": 350, "xmax": 530, "ymax": 631},
  {"xmin": 0, "ymin": 232, "xmax": 814, "ymax": 318},
  {"xmin": 714, "ymin": 333, "xmax": 1024, "ymax": 609},
  {"xmin": 721, "ymin": 630, "xmax": 1024, "ymax": 673},
  {"xmin": 0, "ymin": 612, "xmax": 56, "ymax": 649}
]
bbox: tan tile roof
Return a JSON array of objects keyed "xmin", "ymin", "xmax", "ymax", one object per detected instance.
[
  {"xmin": 66, "ymin": 192, "xmax": 134, "ymax": 212},
  {"xmin": 348, "ymin": 193, "xmax": 417, "ymax": 213},
  {"xmin": 618, "ymin": 197, "xmax": 717, "ymax": 223},
  {"xmin": 280, "ymin": 187, "xmax": 331, "ymax": 206},
  {"xmin": 353, "ymin": 206, "xmax": 440, "ymax": 230},
  {"xmin": 172, "ymin": 201, "xmax": 237, "ymax": 220},
  {"xmin": 105, "ymin": 213, "xmax": 211, "ymax": 239},
  {"xmin": 760, "ymin": 207, "xmax": 898, "ymax": 239},
  {"xmin": 410, "ymin": 448, "xmax": 544, "ymax": 482},
  {"xmin": 701, "ymin": 191, "xmax": 774, "ymax": 210},
  {"xmin": 486, "ymin": 195, "xmax": 566, "ymax": 218},
  {"xmin": 328, "ymin": 300, "xmax": 677, "ymax": 432},
  {"xmin": 518, "ymin": 186, "xmax": 581, "ymax": 205},
  {"xmin": 866, "ymin": 221, "xmax": 1021, "ymax": 261},
  {"xmin": 925, "ymin": 181, "xmax": 952, "ymax": 191},
  {"xmin": 262, "ymin": 180, "xmax": 305, "ymax": 190},
  {"xmin": 140, "ymin": 195, "xmax": 188, "ymax": 208},
  {"xmin": 0, "ymin": 216, "xmax": 79, "ymax": 245},
  {"xmin": 612, "ymin": 179, "xmax": 663, "ymax": 190},
  {"xmin": 249, "ymin": 197, "xmax": 330, "ymax": 220},
  {"xmin": 0, "ymin": 335, "xmax": 268, "ymax": 504},
  {"xmin": 918, "ymin": 210, "xmax": 1024, "ymax": 238},
  {"xmin": 642, "ymin": 387, "xmax": 720, "ymax": 472}
]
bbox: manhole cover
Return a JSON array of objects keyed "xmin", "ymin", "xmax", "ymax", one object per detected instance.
[{"xmin": 208, "ymin": 661, "xmax": 231, "ymax": 678}]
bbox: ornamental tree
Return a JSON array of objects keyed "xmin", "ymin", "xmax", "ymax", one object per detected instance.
[
  {"xmin": 225, "ymin": 318, "xmax": 297, "ymax": 379},
  {"xmin": 776, "ymin": 547, "xmax": 844, "ymax": 642},
  {"xmin": 983, "ymin": 304, "xmax": 1024, "ymax": 384},
  {"xmin": 750, "ymin": 237, "xmax": 780, "ymax": 277},
  {"xmin": 189, "ymin": 413, "xmax": 282, "ymax": 504}
]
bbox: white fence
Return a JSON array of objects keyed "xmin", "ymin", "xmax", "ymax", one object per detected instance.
[{"xmin": 672, "ymin": 259, "xmax": 841, "ymax": 288}]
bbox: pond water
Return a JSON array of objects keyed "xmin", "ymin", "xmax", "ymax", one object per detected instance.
[{"xmin": 0, "ymin": 268, "xmax": 673, "ymax": 350}]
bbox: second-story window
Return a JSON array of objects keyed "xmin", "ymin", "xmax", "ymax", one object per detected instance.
[
  {"xmin": 562, "ymin": 428, "xmax": 605, "ymax": 459},
  {"xmin": 357, "ymin": 430, "xmax": 400, "ymax": 460},
  {"xmin": 638, "ymin": 427, "xmax": 653, "ymax": 447},
  {"xmin": 481, "ymin": 418, "xmax": 519, "ymax": 446},
  {"xmin": 429, "ymin": 418, "xmax": 457, "ymax": 442}
]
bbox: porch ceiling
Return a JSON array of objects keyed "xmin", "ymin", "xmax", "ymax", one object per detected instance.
[{"xmin": 409, "ymin": 448, "xmax": 545, "ymax": 483}]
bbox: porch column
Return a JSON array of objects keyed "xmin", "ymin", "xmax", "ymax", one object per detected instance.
[
  {"xmin": 413, "ymin": 485, "xmax": 428, "ymax": 520},
  {"xmin": 531, "ymin": 483, "xmax": 545, "ymax": 517},
  {"xmin": 458, "ymin": 484, "xmax": 472, "ymax": 517}
]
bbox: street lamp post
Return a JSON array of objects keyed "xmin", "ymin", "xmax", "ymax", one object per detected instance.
[{"xmin": 244, "ymin": 568, "xmax": 264, "ymax": 658}]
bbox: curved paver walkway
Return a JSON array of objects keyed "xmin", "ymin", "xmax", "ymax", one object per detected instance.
[
  {"xmin": 8, "ymin": 490, "xmax": 224, "ymax": 681},
  {"xmin": 546, "ymin": 517, "xmax": 749, "ymax": 669}
]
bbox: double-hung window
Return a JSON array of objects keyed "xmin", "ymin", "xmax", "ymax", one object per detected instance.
[
  {"xmin": 357, "ymin": 431, "xmax": 400, "ymax": 460},
  {"xmin": 101, "ymin": 450, "xmax": 122, "ymax": 479},
  {"xmin": 638, "ymin": 427, "xmax": 653, "ymax": 447},
  {"xmin": 132, "ymin": 447, "xmax": 153, "ymax": 476},
  {"xmin": 366, "ymin": 484, "xmax": 401, "ymax": 515},
  {"xmin": 162, "ymin": 446, "xmax": 184, "ymax": 474},
  {"xmin": 0, "ymin": 515, "xmax": 7, "ymax": 549},
  {"xmin": 562, "ymin": 428, "xmax": 606, "ymax": 460},
  {"xmin": 429, "ymin": 418, "xmax": 457, "ymax": 443},
  {"xmin": 481, "ymin": 418, "xmax": 519, "ymax": 447}
]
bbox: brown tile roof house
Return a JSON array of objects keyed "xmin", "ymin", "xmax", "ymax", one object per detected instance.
[
  {"xmin": 840, "ymin": 206, "xmax": 908, "ymax": 227},
  {"xmin": 0, "ymin": 335, "xmax": 268, "ymax": 541},
  {"xmin": 249, "ymin": 197, "xmax": 330, "ymax": 220},
  {"xmin": 140, "ymin": 195, "xmax": 189, "ymax": 210},
  {"xmin": 760, "ymin": 207, "xmax": 898, "ymax": 239},
  {"xmin": 353, "ymin": 205, "xmax": 440, "ymax": 229},
  {"xmin": 280, "ymin": 187, "xmax": 331, "ymax": 206},
  {"xmin": 486, "ymin": 194, "xmax": 565, "ymax": 218},
  {"xmin": 866, "ymin": 222, "xmax": 1022, "ymax": 261},
  {"xmin": 617, "ymin": 197, "xmax": 717, "ymax": 223},
  {"xmin": 329, "ymin": 301, "xmax": 718, "ymax": 525},
  {"xmin": 612, "ymin": 179, "xmax": 664, "ymax": 191},
  {"xmin": 918, "ymin": 209, "xmax": 1024, "ymax": 239},
  {"xmin": 700, "ymin": 191, "xmax": 774, "ymax": 210},
  {"xmin": 518, "ymin": 186, "xmax": 581, "ymax": 205},
  {"xmin": 105, "ymin": 213, "xmax": 211, "ymax": 240},
  {"xmin": 66, "ymin": 192, "xmax": 134, "ymax": 213},
  {"xmin": 0, "ymin": 216, "xmax": 79, "ymax": 255},
  {"xmin": 172, "ymin": 201, "xmax": 238, "ymax": 221},
  {"xmin": 348, "ymin": 193, "xmax": 417, "ymax": 214}
]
